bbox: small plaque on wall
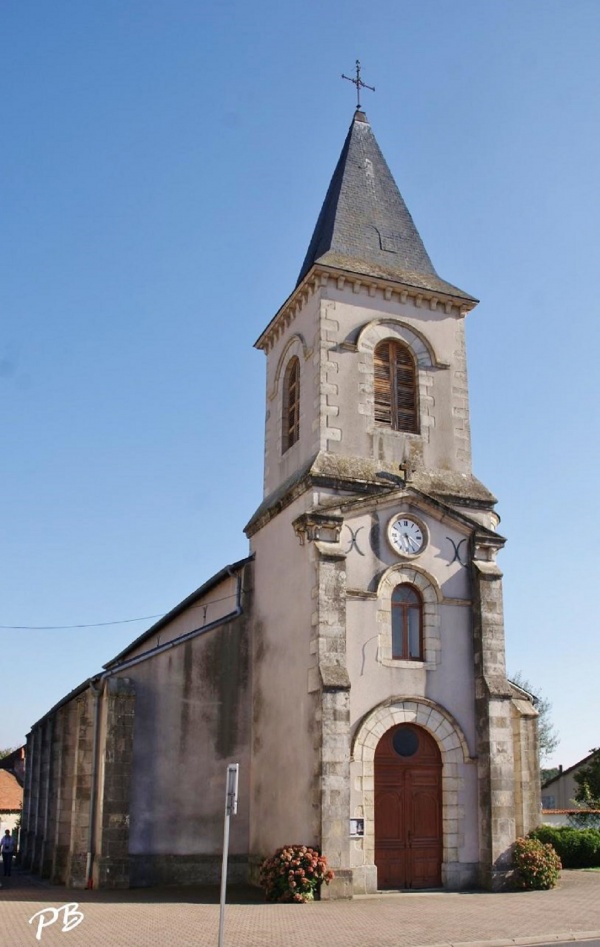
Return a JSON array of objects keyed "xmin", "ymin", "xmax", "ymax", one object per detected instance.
[{"xmin": 349, "ymin": 818, "xmax": 365, "ymax": 837}]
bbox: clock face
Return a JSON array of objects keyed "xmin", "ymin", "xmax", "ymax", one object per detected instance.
[{"xmin": 388, "ymin": 516, "xmax": 426, "ymax": 557}]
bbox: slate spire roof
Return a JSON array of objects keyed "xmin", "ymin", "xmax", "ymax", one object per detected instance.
[{"xmin": 297, "ymin": 111, "xmax": 474, "ymax": 301}]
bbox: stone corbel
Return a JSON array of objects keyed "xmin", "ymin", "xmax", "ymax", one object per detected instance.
[
  {"xmin": 472, "ymin": 529, "xmax": 505, "ymax": 564},
  {"xmin": 472, "ymin": 559, "xmax": 503, "ymax": 579},
  {"xmin": 293, "ymin": 512, "xmax": 344, "ymax": 546},
  {"xmin": 320, "ymin": 664, "xmax": 351, "ymax": 691},
  {"xmin": 314, "ymin": 540, "xmax": 347, "ymax": 560}
]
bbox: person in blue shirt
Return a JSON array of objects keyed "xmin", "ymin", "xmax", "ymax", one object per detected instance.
[{"xmin": 0, "ymin": 830, "xmax": 15, "ymax": 878}]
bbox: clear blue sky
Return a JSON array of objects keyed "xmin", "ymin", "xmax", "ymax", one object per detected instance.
[{"xmin": 2, "ymin": 1, "xmax": 599, "ymax": 769}]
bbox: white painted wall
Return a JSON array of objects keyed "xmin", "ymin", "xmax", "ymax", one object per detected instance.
[
  {"xmin": 319, "ymin": 285, "xmax": 473, "ymax": 475},
  {"xmin": 118, "ymin": 573, "xmax": 240, "ymax": 660},
  {"xmin": 125, "ymin": 573, "xmax": 252, "ymax": 860},
  {"xmin": 0, "ymin": 815, "xmax": 20, "ymax": 835},
  {"xmin": 250, "ymin": 272, "xmax": 498, "ymax": 883},
  {"xmin": 262, "ymin": 292, "xmax": 321, "ymax": 499},
  {"xmin": 260, "ymin": 278, "xmax": 476, "ymax": 504},
  {"xmin": 341, "ymin": 499, "xmax": 480, "ymax": 868},
  {"xmin": 249, "ymin": 492, "xmax": 320, "ymax": 857}
]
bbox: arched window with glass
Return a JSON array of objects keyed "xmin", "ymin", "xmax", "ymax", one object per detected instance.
[
  {"xmin": 282, "ymin": 356, "xmax": 300, "ymax": 453},
  {"xmin": 374, "ymin": 340, "xmax": 418, "ymax": 433},
  {"xmin": 391, "ymin": 584, "xmax": 423, "ymax": 660}
]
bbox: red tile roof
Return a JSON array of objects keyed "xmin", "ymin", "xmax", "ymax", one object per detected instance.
[{"xmin": 0, "ymin": 770, "xmax": 22, "ymax": 811}]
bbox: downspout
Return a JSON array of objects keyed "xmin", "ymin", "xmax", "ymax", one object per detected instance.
[{"xmin": 84, "ymin": 568, "xmax": 245, "ymax": 889}]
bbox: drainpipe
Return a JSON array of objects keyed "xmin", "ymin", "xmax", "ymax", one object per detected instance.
[{"xmin": 84, "ymin": 568, "xmax": 245, "ymax": 889}]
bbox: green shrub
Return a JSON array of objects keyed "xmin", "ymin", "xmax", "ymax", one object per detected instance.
[
  {"xmin": 512, "ymin": 837, "xmax": 561, "ymax": 890},
  {"xmin": 259, "ymin": 845, "xmax": 334, "ymax": 903},
  {"xmin": 530, "ymin": 825, "xmax": 600, "ymax": 868}
]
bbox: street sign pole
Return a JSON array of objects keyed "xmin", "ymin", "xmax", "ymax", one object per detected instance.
[{"xmin": 217, "ymin": 763, "xmax": 239, "ymax": 947}]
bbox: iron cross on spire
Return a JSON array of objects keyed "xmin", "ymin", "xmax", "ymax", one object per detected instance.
[{"xmin": 342, "ymin": 59, "xmax": 375, "ymax": 110}]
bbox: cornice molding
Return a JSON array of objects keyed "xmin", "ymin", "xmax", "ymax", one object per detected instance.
[{"xmin": 254, "ymin": 265, "xmax": 478, "ymax": 355}]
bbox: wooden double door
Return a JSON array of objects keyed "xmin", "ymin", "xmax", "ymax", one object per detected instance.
[{"xmin": 374, "ymin": 724, "xmax": 442, "ymax": 889}]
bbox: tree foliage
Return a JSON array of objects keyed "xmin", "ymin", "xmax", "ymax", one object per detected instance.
[
  {"xmin": 574, "ymin": 749, "xmax": 600, "ymax": 808},
  {"xmin": 541, "ymin": 766, "xmax": 560, "ymax": 785},
  {"xmin": 0, "ymin": 747, "xmax": 16, "ymax": 760},
  {"xmin": 510, "ymin": 672, "xmax": 559, "ymax": 764}
]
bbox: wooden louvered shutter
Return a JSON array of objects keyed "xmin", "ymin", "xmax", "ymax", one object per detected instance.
[
  {"xmin": 282, "ymin": 357, "xmax": 300, "ymax": 452},
  {"xmin": 374, "ymin": 342, "xmax": 393, "ymax": 425},
  {"xmin": 393, "ymin": 344, "xmax": 418, "ymax": 433},
  {"xmin": 374, "ymin": 341, "xmax": 418, "ymax": 433}
]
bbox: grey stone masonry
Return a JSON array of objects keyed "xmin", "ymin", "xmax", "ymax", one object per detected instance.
[
  {"xmin": 66, "ymin": 690, "xmax": 95, "ymax": 888},
  {"xmin": 93, "ymin": 677, "xmax": 136, "ymax": 889},
  {"xmin": 471, "ymin": 556, "xmax": 516, "ymax": 890},
  {"xmin": 452, "ymin": 321, "xmax": 473, "ymax": 470},
  {"xmin": 22, "ymin": 679, "xmax": 136, "ymax": 890},
  {"xmin": 22, "ymin": 697, "xmax": 87, "ymax": 886},
  {"xmin": 511, "ymin": 695, "xmax": 541, "ymax": 838},
  {"xmin": 50, "ymin": 703, "xmax": 75, "ymax": 884},
  {"xmin": 22, "ymin": 723, "xmax": 43, "ymax": 874},
  {"xmin": 39, "ymin": 716, "xmax": 54, "ymax": 879},
  {"xmin": 311, "ymin": 541, "xmax": 353, "ymax": 899}
]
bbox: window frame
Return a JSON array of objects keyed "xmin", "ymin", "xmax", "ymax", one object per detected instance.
[
  {"xmin": 373, "ymin": 339, "xmax": 419, "ymax": 433},
  {"xmin": 282, "ymin": 356, "xmax": 300, "ymax": 453},
  {"xmin": 391, "ymin": 584, "xmax": 423, "ymax": 661}
]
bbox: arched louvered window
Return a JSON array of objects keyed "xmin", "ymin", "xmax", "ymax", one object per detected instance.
[
  {"xmin": 391, "ymin": 585, "xmax": 423, "ymax": 660},
  {"xmin": 282, "ymin": 356, "xmax": 300, "ymax": 453},
  {"xmin": 374, "ymin": 340, "xmax": 418, "ymax": 433}
]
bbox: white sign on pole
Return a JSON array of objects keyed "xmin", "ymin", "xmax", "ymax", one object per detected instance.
[
  {"xmin": 226, "ymin": 763, "xmax": 239, "ymax": 816},
  {"xmin": 217, "ymin": 763, "xmax": 239, "ymax": 947}
]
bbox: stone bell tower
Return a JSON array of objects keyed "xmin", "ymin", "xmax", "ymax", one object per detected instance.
[{"xmin": 245, "ymin": 110, "xmax": 539, "ymax": 895}]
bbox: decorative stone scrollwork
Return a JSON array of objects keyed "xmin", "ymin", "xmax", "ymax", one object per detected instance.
[{"xmin": 292, "ymin": 512, "xmax": 344, "ymax": 546}]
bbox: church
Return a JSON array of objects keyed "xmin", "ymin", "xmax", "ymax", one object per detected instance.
[{"xmin": 21, "ymin": 107, "xmax": 540, "ymax": 896}]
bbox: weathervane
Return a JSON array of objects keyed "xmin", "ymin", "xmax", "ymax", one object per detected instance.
[{"xmin": 342, "ymin": 59, "xmax": 375, "ymax": 110}]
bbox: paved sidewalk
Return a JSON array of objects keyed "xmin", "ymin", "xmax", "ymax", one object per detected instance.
[{"xmin": 0, "ymin": 868, "xmax": 599, "ymax": 947}]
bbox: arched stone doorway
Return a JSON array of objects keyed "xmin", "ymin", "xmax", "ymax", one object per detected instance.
[{"xmin": 375, "ymin": 723, "xmax": 442, "ymax": 889}]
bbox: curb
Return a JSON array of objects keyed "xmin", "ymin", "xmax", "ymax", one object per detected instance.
[{"xmin": 421, "ymin": 933, "xmax": 600, "ymax": 947}]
